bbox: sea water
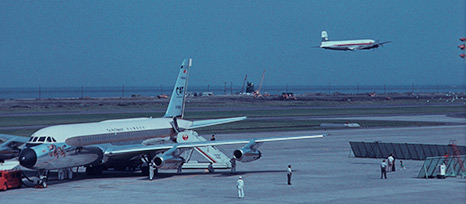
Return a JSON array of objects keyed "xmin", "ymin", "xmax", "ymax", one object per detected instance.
[{"xmin": 0, "ymin": 85, "xmax": 464, "ymax": 99}]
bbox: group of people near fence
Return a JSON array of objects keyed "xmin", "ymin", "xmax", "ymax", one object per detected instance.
[{"xmin": 380, "ymin": 154, "xmax": 406, "ymax": 179}]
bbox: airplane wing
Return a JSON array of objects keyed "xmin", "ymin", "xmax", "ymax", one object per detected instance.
[
  {"xmin": 104, "ymin": 134, "xmax": 324, "ymax": 156},
  {"xmin": 0, "ymin": 134, "xmax": 29, "ymax": 160},
  {"xmin": 187, "ymin": 116, "xmax": 247, "ymax": 129}
]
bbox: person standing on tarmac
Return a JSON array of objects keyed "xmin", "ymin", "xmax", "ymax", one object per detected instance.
[
  {"xmin": 149, "ymin": 162, "xmax": 157, "ymax": 181},
  {"xmin": 208, "ymin": 162, "xmax": 214, "ymax": 173},
  {"xmin": 387, "ymin": 154, "xmax": 394, "ymax": 172},
  {"xmin": 237, "ymin": 176, "xmax": 244, "ymax": 199},
  {"xmin": 287, "ymin": 165, "xmax": 292, "ymax": 185},
  {"xmin": 230, "ymin": 157, "xmax": 236, "ymax": 174},
  {"xmin": 391, "ymin": 154, "xmax": 396, "ymax": 172},
  {"xmin": 380, "ymin": 160, "xmax": 388, "ymax": 179}
]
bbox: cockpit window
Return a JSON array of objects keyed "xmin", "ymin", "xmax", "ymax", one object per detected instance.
[
  {"xmin": 38, "ymin": 137, "xmax": 46, "ymax": 142},
  {"xmin": 52, "ymin": 137, "xmax": 57, "ymax": 142},
  {"xmin": 28, "ymin": 137, "xmax": 33, "ymax": 142},
  {"xmin": 46, "ymin": 137, "xmax": 52, "ymax": 142},
  {"xmin": 32, "ymin": 137, "xmax": 38, "ymax": 142}
]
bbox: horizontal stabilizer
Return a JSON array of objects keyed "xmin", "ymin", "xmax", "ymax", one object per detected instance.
[
  {"xmin": 188, "ymin": 116, "xmax": 247, "ymax": 129},
  {"xmin": 378, "ymin": 41, "xmax": 391, "ymax": 45}
]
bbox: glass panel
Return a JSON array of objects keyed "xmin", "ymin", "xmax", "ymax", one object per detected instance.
[
  {"xmin": 52, "ymin": 138, "xmax": 57, "ymax": 142},
  {"xmin": 28, "ymin": 137, "xmax": 33, "ymax": 142},
  {"xmin": 38, "ymin": 137, "xmax": 46, "ymax": 142},
  {"xmin": 32, "ymin": 137, "xmax": 38, "ymax": 142},
  {"xmin": 46, "ymin": 137, "xmax": 52, "ymax": 142}
]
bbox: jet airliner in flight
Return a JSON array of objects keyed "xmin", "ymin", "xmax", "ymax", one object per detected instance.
[
  {"xmin": 0, "ymin": 58, "xmax": 324, "ymax": 187},
  {"xmin": 319, "ymin": 31, "xmax": 391, "ymax": 51}
]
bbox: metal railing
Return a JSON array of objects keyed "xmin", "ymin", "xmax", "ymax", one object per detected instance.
[
  {"xmin": 349, "ymin": 141, "xmax": 466, "ymax": 160},
  {"xmin": 417, "ymin": 155, "xmax": 466, "ymax": 178}
]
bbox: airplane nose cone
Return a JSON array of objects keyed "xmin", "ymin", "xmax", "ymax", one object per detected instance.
[{"xmin": 19, "ymin": 148, "xmax": 37, "ymax": 168}]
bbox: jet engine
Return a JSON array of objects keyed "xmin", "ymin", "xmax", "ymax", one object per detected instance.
[
  {"xmin": 153, "ymin": 155, "xmax": 184, "ymax": 169},
  {"xmin": 233, "ymin": 148, "xmax": 261, "ymax": 163},
  {"xmin": 152, "ymin": 147, "xmax": 186, "ymax": 170}
]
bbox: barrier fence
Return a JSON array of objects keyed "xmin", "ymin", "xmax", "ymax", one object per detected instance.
[
  {"xmin": 417, "ymin": 155, "xmax": 466, "ymax": 178},
  {"xmin": 349, "ymin": 141, "xmax": 466, "ymax": 160}
]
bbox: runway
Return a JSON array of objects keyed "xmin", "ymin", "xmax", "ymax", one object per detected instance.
[{"xmin": 2, "ymin": 121, "xmax": 465, "ymax": 204}]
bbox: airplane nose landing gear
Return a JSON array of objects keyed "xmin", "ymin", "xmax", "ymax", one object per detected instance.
[{"xmin": 34, "ymin": 170, "xmax": 49, "ymax": 188}]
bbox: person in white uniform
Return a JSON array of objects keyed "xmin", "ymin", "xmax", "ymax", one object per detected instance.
[
  {"xmin": 237, "ymin": 176, "xmax": 244, "ymax": 199},
  {"xmin": 149, "ymin": 162, "xmax": 155, "ymax": 181}
]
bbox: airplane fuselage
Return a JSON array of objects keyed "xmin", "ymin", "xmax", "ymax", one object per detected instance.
[
  {"xmin": 320, "ymin": 39, "xmax": 377, "ymax": 51},
  {"xmin": 19, "ymin": 117, "xmax": 192, "ymax": 170}
]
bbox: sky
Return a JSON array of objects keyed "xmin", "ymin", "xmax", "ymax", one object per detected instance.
[{"xmin": 0, "ymin": 1, "xmax": 465, "ymax": 88}]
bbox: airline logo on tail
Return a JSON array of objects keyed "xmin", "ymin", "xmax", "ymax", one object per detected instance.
[{"xmin": 164, "ymin": 58, "xmax": 192, "ymax": 119}]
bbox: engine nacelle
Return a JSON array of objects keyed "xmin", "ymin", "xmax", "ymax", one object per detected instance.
[
  {"xmin": 153, "ymin": 155, "xmax": 184, "ymax": 169},
  {"xmin": 233, "ymin": 148, "xmax": 261, "ymax": 163}
]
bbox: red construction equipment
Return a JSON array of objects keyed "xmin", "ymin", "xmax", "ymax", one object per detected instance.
[{"xmin": 446, "ymin": 140, "xmax": 466, "ymax": 174}]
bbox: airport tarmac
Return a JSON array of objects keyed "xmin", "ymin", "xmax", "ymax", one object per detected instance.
[{"xmin": 2, "ymin": 121, "xmax": 465, "ymax": 204}]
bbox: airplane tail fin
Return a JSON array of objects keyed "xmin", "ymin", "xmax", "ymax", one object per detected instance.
[
  {"xmin": 321, "ymin": 31, "xmax": 328, "ymax": 42},
  {"xmin": 163, "ymin": 58, "xmax": 192, "ymax": 119}
]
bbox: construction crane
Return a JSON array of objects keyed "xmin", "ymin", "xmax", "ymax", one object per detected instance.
[
  {"xmin": 240, "ymin": 74, "xmax": 247, "ymax": 94},
  {"xmin": 254, "ymin": 70, "xmax": 266, "ymax": 97}
]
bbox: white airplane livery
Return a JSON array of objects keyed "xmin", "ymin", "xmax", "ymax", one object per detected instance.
[
  {"xmin": 320, "ymin": 31, "xmax": 391, "ymax": 51},
  {"xmin": 0, "ymin": 58, "xmax": 324, "ymax": 187}
]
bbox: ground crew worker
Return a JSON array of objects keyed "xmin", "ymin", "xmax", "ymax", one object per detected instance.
[
  {"xmin": 287, "ymin": 165, "xmax": 292, "ymax": 185},
  {"xmin": 58, "ymin": 169, "xmax": 65, "ymax": 180},
  {"xmin": 380, "ymin": 160, "xmax": 387, "ymax": 179},
  {"xmin": 438, "ymin": 162, "xmax": 446, "ymax": 179},
  {"xmin": 177, "ymin": 164, "xmax": 182, "ymax": 174},
  {"xmin": 230, "ymin": 157, "xmax": 236, "ymax": 174},
  {"xmin": 208, "ymin": 162, "xmax": 214, "ymax": 173},
  {"xmin": 149, "ymin": 162, "xmax": 155, "ymax": 180},
  {"xmin": 237, "ymin": 176, "xmax": 244, "ymax": 199},
  {"xmin": 210, "ymin": 134, "xmax": 216, "ymax": 141}
]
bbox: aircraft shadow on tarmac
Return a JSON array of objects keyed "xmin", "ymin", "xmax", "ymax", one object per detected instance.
[{"xmin": 21, "ymin": 169, "xmax": 295, "ymax": 186}]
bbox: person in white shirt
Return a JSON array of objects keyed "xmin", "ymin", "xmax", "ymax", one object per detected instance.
[
  {"xmin": 237, "ymin": 176, "xmax": 244, "ymax": 199},
  {"xmin": 388, "ymin": 155, "xmax": 394, "ymax": 172},
  {"xmin": 287, "ymin": 165, "xmax": 292, "ymax": 185},
  {"xmin": 149, "ymin": 162, "xmax": 155, "ymax": 181},
  {"xmin": 380, "ymin": 160, "xmax": 388, "ymax": 179}
]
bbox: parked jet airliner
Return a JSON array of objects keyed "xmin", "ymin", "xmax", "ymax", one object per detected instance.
[
  {"xmin": 0, "ymin": 58, "xmax": 324, "ymax": 187},
  {"xmin": 320, "ymin": 31, "xmax": 391, "ymax": 51}
]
